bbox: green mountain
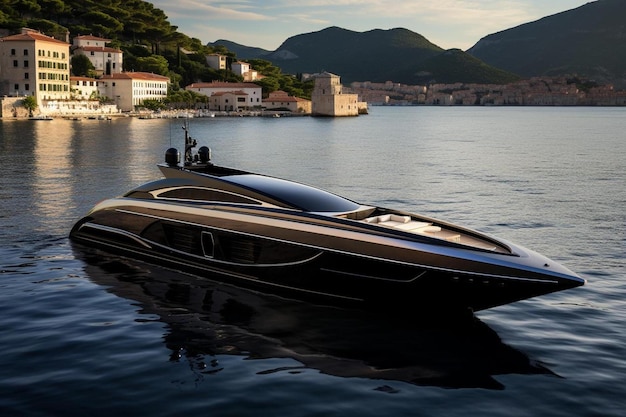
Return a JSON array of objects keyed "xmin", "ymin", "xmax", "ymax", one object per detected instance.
[
  {"xmin": 397, "ymin": 49, "xmax": 521, "ymax": 85},
  {"xmin": 261, "ymin": 26, "xmax": 519, "ymax": 85},
  {"xmin": 467, "ymin": 0, "xmax": 626, "ymax": 88}
]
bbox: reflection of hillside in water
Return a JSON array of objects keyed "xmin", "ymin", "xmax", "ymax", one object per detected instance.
[{"xmin": 76, "ymin": 246, "xmax": 555, "ymax": 390}]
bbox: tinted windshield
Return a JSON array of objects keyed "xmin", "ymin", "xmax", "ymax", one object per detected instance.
[{"xmin": 224, "ymin": 174, "xmax": 360, "ymax": 212}]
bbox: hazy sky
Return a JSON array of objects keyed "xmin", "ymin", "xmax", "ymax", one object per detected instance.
[{"xmin": 148, "ymin": 0, "xmax": 592, "ymax": 51}]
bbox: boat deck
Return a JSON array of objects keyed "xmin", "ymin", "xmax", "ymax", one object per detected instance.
[{"xmin": 361, "ymin": 214, "xmax": 502, "ymax": 252}]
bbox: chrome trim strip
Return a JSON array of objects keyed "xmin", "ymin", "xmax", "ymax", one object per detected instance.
[
  {"xmin": 78, "ymin": 223, "xmax": 152, "ymax": 249},
  {"xmin": 113, "ymin": 207, "xmax": 561, "ymax": 285},
  {"xmin": 320, "ymin": 268, "xmax": 429, "ymax": 283},
  {"xmin": 81, "ymin": 217, "xmax": 324, "ymax": 268},
  {"xmin": 148, "ymin": 237, "xmax": 325, "ymax": 268},
  {"xmin": 151, "ymin": 185, "xmax": 271, "ymax": 207}
]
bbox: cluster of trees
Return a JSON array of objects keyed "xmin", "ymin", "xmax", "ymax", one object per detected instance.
[
  {"xmin": 0, "ymin": 0, "xmax": 175, "ymax": 49},
  {"xmin": 0, "ymin": 0, "xmax": 313, "ymax": 104}
]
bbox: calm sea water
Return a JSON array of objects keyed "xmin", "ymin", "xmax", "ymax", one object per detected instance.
[{"xmin": 1, "ymin": 107, "xmax": 624, "ymax": 416}]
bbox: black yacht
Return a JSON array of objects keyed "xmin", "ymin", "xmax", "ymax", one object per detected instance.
[{"xmin": 70, "ymin": 125, "xmax": 584, "ymax": 313}]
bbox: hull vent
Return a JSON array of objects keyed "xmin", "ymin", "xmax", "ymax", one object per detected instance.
[
  {"xmin": 223, "ymin": 237, "xmax": 260, "ymax": 264},
  {"xmin": 162, "ymin": 224, "xmax": 201, "ymax": 256}
]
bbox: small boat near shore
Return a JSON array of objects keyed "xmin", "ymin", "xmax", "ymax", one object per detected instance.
[
  {"xmin": 70, "ymin": 124, "xmax": 584, "ymax": 314},
  {"xmin": 28, "ymin": 115, "xmax": 53, "ymax": 121}
]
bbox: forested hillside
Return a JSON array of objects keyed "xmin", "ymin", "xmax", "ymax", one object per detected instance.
[
  {"xmin": 0, "ymin": 0, "xmax": 312, "ymax": 98},
  {"xmin": 0, "ymin": 0, "xmax": 180, "ymax": 50}
]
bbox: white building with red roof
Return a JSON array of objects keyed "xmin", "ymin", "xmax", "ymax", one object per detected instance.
[
  {"xmin": 186, "ymin": 81, "xmax": 262, "ymax": 111},
  {"xmin": 72, "ymin": 35, "xmax": 123, "ymax": 75},
  {"xmin": 208, "ymin": 91, "xmax": 250, "ymax": 112},
  {"xmin": 262, "ymin": 90, "xmax": 311, "ymax": 114},
  {"xmin": 100, "ymin": 72, "xmax": 169, "ymax": 111}
]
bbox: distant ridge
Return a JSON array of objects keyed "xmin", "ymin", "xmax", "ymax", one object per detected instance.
[
  {"xmin": 262, "ymin": 27, "xmax": 519, "ymax": 84},
  {"xmin": 467, "ymin": 0, "xmax": 626, "ymax": 88},
  {"xmin": 209, "ymin": 0, "xmax": 625, "ymax": 87}
]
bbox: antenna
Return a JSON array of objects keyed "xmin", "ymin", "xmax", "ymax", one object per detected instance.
[{"xmin": 183, "ymin": 118, "xmax": 197, "ymax": 165}]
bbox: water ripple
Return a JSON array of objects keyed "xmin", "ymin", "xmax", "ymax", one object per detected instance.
[{"xmin": 1, "ymin": 108, "xmax": 625, "ymax": 416}]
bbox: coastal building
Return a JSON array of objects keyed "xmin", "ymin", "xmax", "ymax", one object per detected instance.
[
  {"xmin": 350, "ymin": 81, "xmax": 427, "ymax": 105},
  {"xmin": 208, "ymin": 91, "xmax": 251, "ymax": 112},
  {"xmin": 0, "ymin": 28, "xmax": 70, "ymax": 108},
  {"xmin": 72, "ymin": 35, "xmax": 123, "ymax": 76},
  {"xmin": 70, "ymin": 76, "xmax": 100, "ymax": 100},
  {"xmin": 99, "ymin": 72, "xmax": 169, "ymax": 111},
  {"xmin": 231, "ymin": 61, "xmax": 259, "ymax": 81},
  {"xmin": 311, "ymin": 72, "xmax": 362, "ymax": 116},
  {"xmin": 350, "ymin": 77, "xmax": 626, "ymax": 107},
  {"xmin": 186, "ymin": 81, "xmax": 262, "ymax": 110},
  {"xmin": 206, "ymin": 54, "xmax": 227, "ymax": 70},
  {"xmin": 263, "ymin": 90, "xmax": 311, "ymax": 113}
]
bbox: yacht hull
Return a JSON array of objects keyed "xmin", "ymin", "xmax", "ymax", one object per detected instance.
[{"xmin": 71, "ymin": 195, "xmax": 584, "ymax": 312}]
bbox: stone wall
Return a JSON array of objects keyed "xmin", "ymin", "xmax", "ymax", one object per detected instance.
[
  {"xmin": 0, "ymin": 97, "xmax": 29, "ymax": 118},
  {"xmin": 0, "ymin": 96, "xmax": 120, "ymax": 118}
]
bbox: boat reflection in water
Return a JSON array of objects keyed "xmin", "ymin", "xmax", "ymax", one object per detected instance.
[{"xmin": 76, "ymin": 248, "xmax": 556, "ymax": 390}]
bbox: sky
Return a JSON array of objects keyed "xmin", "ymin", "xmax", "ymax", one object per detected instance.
[{"xmin": 148, "ymin": 0, "xmax": 593, "ymax": 51}]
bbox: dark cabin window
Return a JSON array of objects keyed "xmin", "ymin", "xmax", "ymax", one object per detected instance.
[{"xmin": 224, "ymin": 174, "xmax": 360, "ymax": 212}]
